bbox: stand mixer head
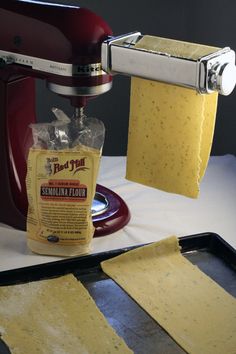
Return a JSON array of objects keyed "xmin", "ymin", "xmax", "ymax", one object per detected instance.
[{"xmin": 0, "ymin": 0, "xmax": 113, "ymax": 109}]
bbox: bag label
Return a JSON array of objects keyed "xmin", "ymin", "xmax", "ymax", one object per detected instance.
[{"xmin": 26, "ymin": 147, "xmax": 100, "ymax": 247}]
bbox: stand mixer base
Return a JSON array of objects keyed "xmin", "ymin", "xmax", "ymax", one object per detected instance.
[{"xmin": 92, "ymin": 184, "xmax": 130, "ymax": 237}]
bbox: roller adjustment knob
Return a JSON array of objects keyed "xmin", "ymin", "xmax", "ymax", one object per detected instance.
[{"xmin": 209, "ymin": 62, "xmax": 236, "ymax": 96}]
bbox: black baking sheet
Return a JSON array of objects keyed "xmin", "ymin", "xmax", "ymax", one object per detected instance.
[{"xmin": 0, "ymin": 232, "xmax": 235, "ymax": 354}]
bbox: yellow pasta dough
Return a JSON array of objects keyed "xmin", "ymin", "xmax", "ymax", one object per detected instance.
[
  {"xmin": 101, "ymin": 236, "xmax": 236, "ymax": 354},
  {"xmin": 133, "ymin": 35, "xmax": 220, "ymax": 60},
  {"xmin": 126, "ymin": 36, "xmax": 218, "ymax": 198},
  {"xmin": 0, "ymin": 274, "xmax": 133, "ymax": 354}
]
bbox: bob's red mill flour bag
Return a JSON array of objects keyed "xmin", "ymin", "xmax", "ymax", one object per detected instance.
[{"xmin": 26, "ymin": 108, "xmax": 104, "ymax": 256}]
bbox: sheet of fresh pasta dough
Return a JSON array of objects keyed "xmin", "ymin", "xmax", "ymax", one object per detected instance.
[
  {"xmin": 101, "ymin": 236, "xmax": 236, "ymax": 354},
  {"xmin": 126, "ymin": 35, "xmax": 218, "ymax": 198},
  {"xmin": 0, "ymin": 274, "xmax": 133, "ymax": 354}
]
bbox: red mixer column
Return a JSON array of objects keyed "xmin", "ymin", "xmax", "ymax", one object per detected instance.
[{"xmin": 0, "ymin": 76, "xmax": 36, "ymax": 229}]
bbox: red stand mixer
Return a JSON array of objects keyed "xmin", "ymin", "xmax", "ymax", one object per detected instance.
[
  {"xmin": 0, "ymin": 0, "xmax": 235, "ymax": 235},
  {"xmin": 0, "ymin": 0, "xmax": 127, "ymax": 236}
]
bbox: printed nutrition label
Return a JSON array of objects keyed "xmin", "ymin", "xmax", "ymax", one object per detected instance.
[{"xmin": 40, "ymin": 203, "xmax": 89, "ymax": 233}]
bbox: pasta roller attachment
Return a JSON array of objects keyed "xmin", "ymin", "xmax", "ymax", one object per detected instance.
[{"xmin": 102, "ymin": 32, "xmax": 236, "ymax": 95}]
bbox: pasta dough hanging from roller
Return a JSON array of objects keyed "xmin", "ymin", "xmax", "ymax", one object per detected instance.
[{"xmin": 126, "ymin": 36, "xmax": 218, "ymax": 198}]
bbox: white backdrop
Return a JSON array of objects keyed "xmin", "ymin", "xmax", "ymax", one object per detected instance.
[{"xmin": 0, "ymin": 155, "xmax": 235, "ymax": 272}]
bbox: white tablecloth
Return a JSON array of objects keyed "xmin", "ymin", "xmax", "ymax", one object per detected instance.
[{"xmin": 0, "ymin": 155, "xmax": 235, "ymax": 272}]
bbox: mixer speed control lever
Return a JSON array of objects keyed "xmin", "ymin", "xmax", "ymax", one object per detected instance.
[{"xmin": 0, "ymin": 56, "xmax": 14, "ymax": 68}]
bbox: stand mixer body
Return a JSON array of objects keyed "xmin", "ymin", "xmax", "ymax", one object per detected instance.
[{"xmin": 0, "ymin": 0, "xmax": 130, "ymax": 235}]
